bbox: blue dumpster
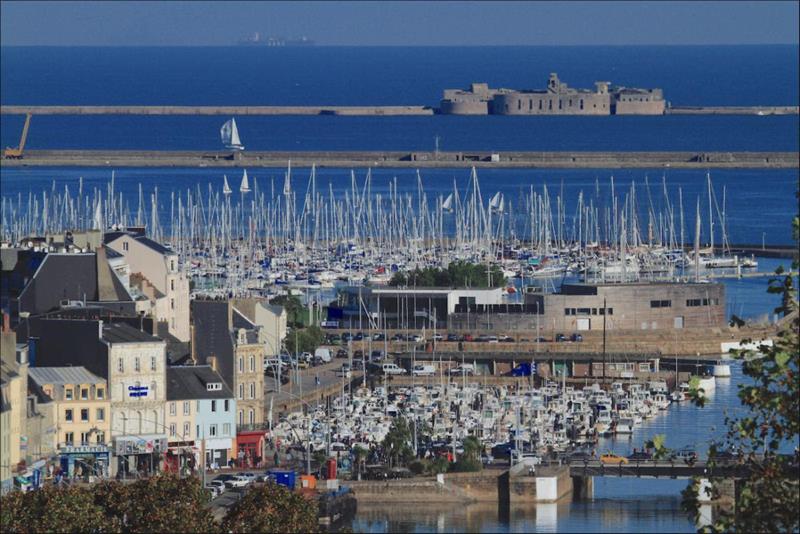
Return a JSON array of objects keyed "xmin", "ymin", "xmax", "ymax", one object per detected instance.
[{"xmin": 267, "ymin": 469, "xmax": 296, "ymax": 489}]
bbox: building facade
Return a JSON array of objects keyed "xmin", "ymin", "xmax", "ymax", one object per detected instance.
[
  {"xmin": 106, "ymin": 232, "xmax": 191, "ymax": 342},
  {"xmin": 27, "ymin": 366, "xmax": 111, "ymax": 478},
  {"xmin": 0, "ymin": 320, "xmax": 27, "ymax": 493},
  {"xmin": 102, "ymin": 323, "xmax": 168, "ymax": 477}
]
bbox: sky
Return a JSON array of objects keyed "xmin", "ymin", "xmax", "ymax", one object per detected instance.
[{"xmin": 1, "ymin": 1, "xmax": 798, "ymax": 47}]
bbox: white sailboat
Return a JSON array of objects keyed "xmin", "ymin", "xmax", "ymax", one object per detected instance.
[
  {"xmin": 239, "ymin": 169, "xmax": 251, "ymax": 194},
  {"xmin": 220, "ymin": 118, "xmax": 245, "ymax": 151},
  {"xmin": 441, "ymin": 193, "xmax": 454, "ymax": 213},
  {"xmin": 222, "ymin": 175, "xmax": 232, "ymax": 195}
]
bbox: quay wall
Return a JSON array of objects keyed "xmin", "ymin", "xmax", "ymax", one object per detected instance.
[
  {"xmin": 3, "ymin": 150, "xmax": 797, "ymax": 169},
  {"xmin": 0, "ymin": 105, "xmax": 434, "ymax": 116},
  {"xmin": 666, "ymin": 106, "xmax": 799, "ymax": 115}
]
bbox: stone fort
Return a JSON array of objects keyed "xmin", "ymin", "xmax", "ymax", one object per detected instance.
[{"xmin": 440, "ymin": 73, "xmax": 665, "ymax": 115}]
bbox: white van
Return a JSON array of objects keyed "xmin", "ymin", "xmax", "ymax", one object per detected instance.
[
  {"xmin": 381, "ymin": 363, "xmax": 407, "ymax": 375},
  {"xmin": 412, "ymin": 364, "xmax": 436, "ymax": 376},
  {"xmin": 314, "ymin": 348, "xmax": 332, "ymax": 363}
]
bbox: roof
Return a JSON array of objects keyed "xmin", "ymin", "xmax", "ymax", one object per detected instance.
[
  {"xmin": 166, "ymin": 365, "xmax": 233, "ymax": 400},
  {"xmin": 135, "ymin": 236, "xmax": 173, "ymax": 255},
  {"xmin": 102, "ymin": 322, "xmax": 163, "ymax": 344},
  {"xmin": 191, "ymin": 300, "xmax": 234, "ymax": 389},
  {"xmin": 28, "ymin": 366, "xmax": 105, "ymax": 386},
  {"xmin": 232, "ymin": 307, "xmax": 256, "ymax": 330}
]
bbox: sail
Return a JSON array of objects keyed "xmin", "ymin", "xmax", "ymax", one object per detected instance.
[
  {"xmin": 240, "ymin": 169, "xmax": 251, "ymax": 194},
  {"xmin": 441, "ymin": 193, "xmax": 454, "ymax": 212},
  {"xmin": 230, "ymin": 118, "xmax": 242, "ymax": 147},
  {"xmin": 489, "ymin": 191, "xmax": 503, "ymax": 211},
  {"xmin": 222, "ymin": 175, "xmax": 232, "ymax": 195},
  {"xmin": 220, "ymin": 117, "xmax": 244, "ymax": 149}
]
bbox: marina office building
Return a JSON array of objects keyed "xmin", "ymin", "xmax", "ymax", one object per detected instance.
[{"xmin": 335, "ymin": 281, "xmax": 725, "ymax": 333}]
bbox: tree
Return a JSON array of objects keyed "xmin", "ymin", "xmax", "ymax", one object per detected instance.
[
  {"xmin": 352, "ymin": 445, "xmax": 369, "ymax": 480},
  {"xmin": 382, "ymin": 417, "xmax": 414, "ymax": 468},
  {"xmin": 270, "ymin": 295, "xmax": 304, "ymax": 327},
  {"xmin": 681, "ymin": 209, "xmax": 800, "ymax": 532},
  {"xmin": 221, "ymin": 482, "xmax": 318, "ymax": 533},
  {"xmin": 1, "ymin": 484, "xmax": 112, "ymax": 533},
  {"xmin": 388, "ymin": 261, "xmax": 507, "ymax": 288},
  {"xmin": 285, "ymin": 325, "xmax": 325, "ymax": 355},
  {"xmin": 450, "ymin": 435, "xmax": 483, "ymax": 472}
]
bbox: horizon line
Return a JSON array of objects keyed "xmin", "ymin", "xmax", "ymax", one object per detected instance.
[{"xmin": 2, "ymin": 43, "xmax": 799, "ymax": 48}]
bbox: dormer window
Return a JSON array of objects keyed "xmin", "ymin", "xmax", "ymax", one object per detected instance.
[{"xmin": 206, "ymin": 382, "xmax": 222, "ymax": 391}]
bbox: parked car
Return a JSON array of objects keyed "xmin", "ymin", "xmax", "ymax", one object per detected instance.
[
  {"xmin": 336, "ymin": 363, "xmax": 352, "ymax": 376},
  {"xmin": 431, "ymin": 333, "xmax": 443, "ymax": 341},
  {"xmin": 534, "ymin": 337, "xmax": 551, "ymax": 343},
  {"xmin": 213, "ymin": 474, "xmax": 237, "ymax": 484},
  {"xmin": 336, "ymin": 348, "xmax": 348, "ymax": 359},
  {"xmin": 207, "ymin": 480, "xmax": 226, "ymax": 494},
  {"xmin": 449, "ymin": 365, "xmax": 475, "ymax": 376},
  {"xmin": 600, "ymin": 452, "xmax": 629, "ymax": 465},
  {"xmin": 351, "ymin": 359, "xmax": 365, "ymax": 370},
  {"xmin": 481, "ymin": 453, "xmax": 495, "ymax": 465},
  {"xmin": 555, "ymin": 333, "xmax": 567, "ymax": 342},
  {"xmin": 224, "ymin": 476, "xmax": 251, "ymax": 489},
  {"xmin": 498, "ymin": 335, "xmax": 514, "ymax": 342},
  {"xmin": 412, "ymin": 364, "xmax": 436, "ymax": 376},
  {"xmin": 410, "ymin": 334, "xmax": 424, "ymax": 342},
  {"xmin": 328, "ymin": 334, "xmax": 341, "ymax": 343},
  {"xmin": 565, "ymin": 448, "xmax": 595, "ymax": 463},
  {"xmin": 570, "ymin": 333, "xmax": 584, "ymax": 342},
  {"xmin": 206, "ymin": 485, "xmax": 222, "ymax": 499},
  {"xmin": 475, "ymin": 334, "xmax": 490, "ymax": 342},
  {"xmin": 353, "ymin": 349, "xmax": 364, "ymax": 359},
  {"xmin": 238, "ymin": 472, "xmax": 259, "ymax": 483},
  {"xmin": 372, "ymin": 333, "xmax": 385, "ymax": 341},
  {"xmin": 390, "ymin": 334, "xmax": 404, "ymax": 342},
  {"xmin": 353, "ymin": 332, "xmax": 364, "ymax": 341},
  {"xmin": 463, "ymin": 334, "xmax": 474, "ymax": 342},
  {"xmin": 446, "ymin": 333, "xmax": 459, "ymax": 342},
  {"xmin": 370, "ymin": 350, "xmax": 385, "ymax": 362},
  {"xmin": 314, "ymin": 348, "xmax": 332, "ymax": 364},
  {"xmin": 381, "ymin": 363, "xmax": 407, "ymax": 375},
  {"xmin": 486, "ymin": 335, "xmax": 499, "ymax": 343}
]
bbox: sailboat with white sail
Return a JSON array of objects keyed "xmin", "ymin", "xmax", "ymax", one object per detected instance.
[{"xmin": 220, "ymin": 118, "xmax": 245, "ymax": 151}]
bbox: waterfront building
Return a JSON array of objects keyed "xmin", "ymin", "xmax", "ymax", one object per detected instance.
[
  {"xmin": 441, "ymin": 73, "xmax": 665, "ymax": 116},
  {"xmin": 231, "ymin": 298, "xmax": 287, "ymax": 357},
  {"xmin": 334, "ymin": 286, "xmax": 505, "ymax": 329},
  {"xmin": 164, "ymin": 365, "xmax": 236, "ymax": 472},
  {"xmin": 191, "ymin": 300, "xmax": 266, "ymax": 430},
  {"xmin": 0, "ymin": 316, "xmax": 27, "ymax": 493},
  {"xmin": 105, "ymin": 230, "xmax": 191, "ymax": 342},
  {"xmin": 27, "ymin": 366, "xmax": 111, "ymax": 478}
]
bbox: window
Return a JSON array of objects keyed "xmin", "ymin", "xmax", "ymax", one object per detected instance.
[
  {"xmin": 118, "ymin": 358, "xmax": 124, "ymax": 372},
  {"xmin": 151, "ymin": 356, "xmax": 156, "ymax": 371},
  {"xmin": 650, "ymin": 300, "xmax": 672, "ymax": 308},
  {"xmin": 248, "ymin": 410, "xmax": 255, "ymax": 425},
  {"xmin": 249, "ymin": 383, "xmax": 255, "ymax": 399},
  {"xmin": 608, "ymin": 308, "xmax": 614, "ymax": 315},
  {"xmin": 224, "ymin": 399, "xmax": 230, "ymax": 412},
  {"xmin": 170, "ymin": 260, "xmax": 176, "ymax": 271},
  {"xmin": 169, "ymin": 402, "xmax": 176, "ymax": 416},
  {"xmin": 211, "ymin": 400, "xmax": 217, "ymax": 412},
  {"xmin": 209, "ymin": 424, "xmax": 217, "ymax": 437},
  {"xmin": 81, "ymin": 408, "xmax": 89, "ymax": 422},
  {"xmin": 238, "ymin": 384, "xmax": 244, "ymax": 400},
  {"xmin": 239, "ymin": 410, "xmax": 244, "ymax": 426},
  {"xmin": 170, "ymin": 298, "xmax": 175, "ymax": 310},
  {"xmin": 539, "ymin": 100, "xmax": 543, "ymax": 110},
  {"xmin": 135, "ymin": 357, "xmax": 140, "ymax": 372},
  {"xmin": 249, "ymin": 356, "xmax": 255, "ymax": 372},
  {"xmin": 183, "ymin": 422, "xmax": 190, "ymax": 439},
  {"xmin": 196, "ymin": 425, "xmax": 200, "ymax": 438},
  {"xmin": 65, "ymin": 409, "xmax": 74, "ymax": 422},
  {"xmin": 580, "ymin": 99, "xmax": 584, "ymax": 109},
  {"xmin": 223, "ymin": 423, "xmax": 231, "ymax": 436},
  {"xmin": 548, "ymin": 100, "xmax": 553, "ymax": 110},
  {"xmin": 81, "ymin": 388, "xmax": 89, "ymax": 400},
  {"xmin": 169, "ymin": 423, "xmax": 176, "ymax": 437},
  {"xmin": 65, "ymin": 388, "xmax": 73, "ymax": 400},
  {"xmin": 171, "ymin": 279, "xmax": 175, "ymax": 291},
  {"xmin": 97, "ymin": 388, "xmax": 104, "ymax": 400},
  {"xmin": 183, "ymin": 401, "xmax": 190, "ymax": 415},
  {"xmin": 577, "ymin": 308, "xmax": 591, "ymax": 315},
  {"xmin": 80, "ymin": 432, "xmax": 90, "ymax": 444},
  {"xmin": 96, "ymin": 408, "xmax": 105, "ymax": 421},
  {"xmin": 65, "ymin": 432, "xmax": 74, "ymax": 444},
  {"xmin": 96, "ymin": 432, "xmax": 105, "ymax": 444},
  {"xmin": 558, "ymin": 99, "xmax": 563, "ymax": 110},
  {"xmin": 123, "ymin": 241, "xmax": 129, "ymax": 251},
  {"xmin": 238, "ymin": 357, "xmax": 243, "ymax": 373}
]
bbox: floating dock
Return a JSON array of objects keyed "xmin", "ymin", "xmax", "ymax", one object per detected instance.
[{"xmin": 2, "ymin": 149, "xmax": 797, "ymax": 169}]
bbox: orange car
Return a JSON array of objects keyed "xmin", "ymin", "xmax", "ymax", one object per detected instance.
[{"xmin": 600, "ymin": 452, "xmax": 629, "ymax": 465}]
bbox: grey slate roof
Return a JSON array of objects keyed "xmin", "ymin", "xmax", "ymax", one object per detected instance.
[
  {"xmin": 232, "ymin": 307, "xmax": 256, "ymax": 330},
  {"xmin": 28, "ymin": 366, "xmax": 105, "ymax": 386},
  {"xmin": 136, "ymin": 236, "xmax": 173, "ymax": 255},
  {"xmin": 166, "ymin": 365, "xmax": 233, "ymax": 401},
  {"xmin": 102, "ymin": 322, "xmax": 163, "ymax": 344},
  {"xmin": 191, "ymin": 300, "xmax": 234, "ymax": 390}
]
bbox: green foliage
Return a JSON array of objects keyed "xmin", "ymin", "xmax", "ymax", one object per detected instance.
[
  {"xmin": 681, "ymin": 202, "xmax": 800, "ymax": 533},
  {"xmin": 644, "ymin": 434, "xmax": 671, "ymax": 460},
  {"xmin": 286, "ymin": 325, "xmax": 325, "ymax": 355},
  {"xmin": 382, "ymin": 417, "xmax": 415, "ymax": 468},
  {"xmin": 408, "ymin": 460, "xmax": 427, "ymax": 475},
  {"xmin": 388, "ymin": 260, "xmax": 507, "ymax": 288},
  {"xmin": 1, "ymin": 484, "xmax": 111, "ymax": 533},
  {"xmin": 0, "ymin": 474, "xmax": 214, "ymax": 533},
  {"xmin": 427, "ymin": 456, "xmax": 451, "ymax": 475},
  {"xmin": 450, "ymin": 436, "xmax": 483, "ymax": 472},
  {"xmin": 221, "ymin": 482, "xmax": 318, "ymax": 534},
  {"xmin": 270, "ymin": 295, "xmax": 304, "ymax": 327}
]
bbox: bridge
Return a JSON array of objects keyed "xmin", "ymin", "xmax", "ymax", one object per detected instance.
[{"xmin": 567, "ymin": 459, "xmax": 751, "ymax": 479}]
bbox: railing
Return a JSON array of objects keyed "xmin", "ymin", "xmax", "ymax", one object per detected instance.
[{"xmin": 236, "ymin": 423, "xmax": 270, "ymax": 433}]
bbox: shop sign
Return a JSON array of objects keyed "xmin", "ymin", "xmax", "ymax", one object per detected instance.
[
  {"xmin": 128, "ymin": 385, "xmax": 149, "ymax": 398},
  {"xmin": 62, "ymin": 445, "xmax": 109, "ymax": 454}
]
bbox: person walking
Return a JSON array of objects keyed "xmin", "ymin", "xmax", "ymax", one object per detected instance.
[{"xmin": 273, "ymin": 451, "xmax": 280, "ymax": 467}]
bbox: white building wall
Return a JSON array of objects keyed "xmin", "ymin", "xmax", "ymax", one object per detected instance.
[{"xmin": 107, "ymin": 342, "xmax": 167, "ymax": 437}]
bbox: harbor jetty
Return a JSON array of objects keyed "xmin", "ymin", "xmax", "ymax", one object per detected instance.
[{"xmin": 2, "ymin": 149, "xmax": 797, "ymax": 168}]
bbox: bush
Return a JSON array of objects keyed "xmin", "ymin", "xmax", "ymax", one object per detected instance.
[
  {"xmin": 408, "ymin": 460, "xmax": 426, "ymax": 475},
  {"xmin": 220, "ymin": 482, "xmax": 318, "ymax": 533}
]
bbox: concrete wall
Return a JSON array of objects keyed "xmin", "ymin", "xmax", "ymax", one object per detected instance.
[{"xmin": 493, "ymin": 92, "xmax": 610, "ymax": 115}]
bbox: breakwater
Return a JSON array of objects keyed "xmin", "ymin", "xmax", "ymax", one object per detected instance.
[
  {"xmin": 2, "ymin": 105, "xmax": 797, "ymax": 116},
  {"xmin": 3, "ymin": 150, "xmax": 797, "ymax": 169}
]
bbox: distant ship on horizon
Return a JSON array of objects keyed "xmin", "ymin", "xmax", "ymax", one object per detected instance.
[{"xmin": 238, "ymin": 32, "xmax": 315, "ymax": 46}]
